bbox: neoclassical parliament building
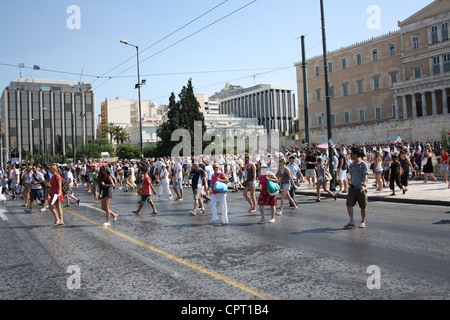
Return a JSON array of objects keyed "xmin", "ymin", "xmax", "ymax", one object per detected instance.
[{"xmin": 295, "ymin": 0, "xmax": 450, "ymax": 138}]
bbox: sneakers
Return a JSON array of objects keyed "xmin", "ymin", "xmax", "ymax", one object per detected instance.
[{"xmin": 39, "ymin": 207, "xmax": 47, "ymax": 212}]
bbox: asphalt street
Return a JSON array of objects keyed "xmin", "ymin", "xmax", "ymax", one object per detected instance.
[{"xmin": 0, "ymin": 184, "xmax": 449, "ymax": 302}]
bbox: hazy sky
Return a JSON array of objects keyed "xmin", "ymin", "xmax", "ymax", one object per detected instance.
[{"xmin": 0, "ymin": 0, "xmax": 433, "ymax": 117}]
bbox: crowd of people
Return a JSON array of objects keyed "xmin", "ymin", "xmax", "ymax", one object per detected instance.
[{"xmin": 0, "ymin": 143, "xmax": 448, "ymax": 229}]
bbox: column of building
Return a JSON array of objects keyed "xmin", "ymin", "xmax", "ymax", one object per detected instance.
[{"xmin": 395, "ymin": 87, "xmax": 449, "ymax": 120}]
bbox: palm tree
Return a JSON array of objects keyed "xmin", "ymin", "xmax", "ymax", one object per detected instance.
[
  {"xmin": 117, "ymin": 128, "xmax": 129, "ymax": 144},
  {"xmin": 112, "ymin": 125, "xmax": 123, "ymax": 145},
  {"xmin": 106, "ymin": 122, "xmax": 116, "ymax": 144}
]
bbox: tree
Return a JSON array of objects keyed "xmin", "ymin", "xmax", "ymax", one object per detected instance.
[
  {"xmin": 106, "ymin": 122, "xmax": 116, "ymax": 144},
  {"xmin": 156, "ymin": 92, "xmax": 181, "ymax": 155},
  {"xmin": 116, "ymin": 144, "xmax": 140, "ymax": 159},
  {"xmin": 178, "ymin": 79, "xmax": 206, "ymax": 150},
  {"xmin": 156, "ymin": 79, "xmax": 207, "ymax": 157},
  {"xmin": 116, "ymin": 128, "xmax": 129, "ymax": 144}
]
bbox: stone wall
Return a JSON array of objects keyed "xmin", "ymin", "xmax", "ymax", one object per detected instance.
[{"xmin": 288, "ymin": 114, "xmax": 449, "ymax": 146}]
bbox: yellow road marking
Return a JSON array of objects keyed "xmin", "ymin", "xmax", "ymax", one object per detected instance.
[{"xmin": 64, "ymin": 208, "xmax": 278, "ymax": 300}]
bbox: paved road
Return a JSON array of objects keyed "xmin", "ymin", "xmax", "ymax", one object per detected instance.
[{"xmin": 0, "ymin": 185, "xmax": 449, "ymax": 304}]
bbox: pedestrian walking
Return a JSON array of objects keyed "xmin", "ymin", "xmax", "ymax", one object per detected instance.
[
  {"xmin": 382, "ymin": 149, "xmax": 392, "ymax": 188},
  {"xmin": 210, "ymin": 163, "xmax": 229, "ymax": 225},
  {"xmin": 422, "ymin": 144, "xmax": 438, "ymax": 183},
  {"xmin": 441, "ymin": 148, "xmax": 448, "ymax": 183},
  {"xmin": 276, "ymin": 157, "xmax": 298, "ymax": 215},
  {"xmin": 48, "ymin": 165, "xmax": 64, "ymax": 227},
  {"xmin": 336, "ymin": 148, "xmax": 348, "ymax": 193},
  {"xmin": 172, "ymin": 159, "xmax": 184, "ymax": 201},
  {"xmin": 133, "ymin": 166, "xmax": 157, "ymax": 216},
  {"xmin": 315, "ymin": 157, "xmax": 337, "ymax": 202},
  {"xmin": 157, "ymin": 163, "xmax": 173, "ymax": 200},
  {"xmin": 98, "ymin": 166, "xmax": 118, "ymax": 226},
  {"xmin": 64, "ymin": 166, "xmax": 80, "ymax": 207},
  {"xmin": 287, "ymin": 155, "xmax": 302, "ymax": 206},
  {"xmin": 188, "ymin": 160, "xmax": 207, "ymax": 215},
  {"xmin": 24, "ymin": 166, "xmax": 45, "ymax": 214},
  {"xmin": 257, "ymin": 163, "xmax": 277, "ymax": 224},
  {"xmin": 344, "ymin": 147, "xmax": 369, "ymax": 229},
  {"xmin": 305, "ymin": 150, "xmax": 317, "ymax": 188},
  {"xmin": 373, "ymin": 150, "xmax": 383, "ymax": 191},
  {"xmin": 399, "ymin": 150, "xmax": 413, "ymax": 191},
  {"xmin": 389, "ymin": 154, "xmax": 406, "ymax": 196},
  {"xmin": 243, "ymin": 156, "xmax": 257, "ymax": 213},
  {"xmin": 413, "ymin": 147, "xmax": 422, "ymax": 180}
]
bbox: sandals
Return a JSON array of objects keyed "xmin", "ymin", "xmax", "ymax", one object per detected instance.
[{"xmin": 343, "ymin": 223, "xmax": 355, "ymax": 229}]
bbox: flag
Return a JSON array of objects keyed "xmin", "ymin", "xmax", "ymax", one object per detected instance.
[{"xmin": 33, "ymin": 65, "xmax": 40, "ymax": 70}]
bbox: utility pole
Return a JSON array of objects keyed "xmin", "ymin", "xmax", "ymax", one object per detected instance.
[
  {"xmin": 301, "ymin": 35, "xmax": 310, "ymax": 151},
  {"xmin": 320, "ymin": 0, "xmax": 336, "ymax": 190}
]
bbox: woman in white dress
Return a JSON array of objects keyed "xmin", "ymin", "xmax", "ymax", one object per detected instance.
[{"xmin": 158, "ymin": 163, "xmax": 173, "ymax": 200}]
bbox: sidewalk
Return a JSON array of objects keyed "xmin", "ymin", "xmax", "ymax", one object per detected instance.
[{"xmin": 294, "ymin": 175, "xmax": 450, "ymax": 206}]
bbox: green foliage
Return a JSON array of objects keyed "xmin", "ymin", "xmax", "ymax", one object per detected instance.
[
  {"xmin": 116, "ymin": 144, "xmax": 141, "ymax": 159},
  {"xmin": 156, "ymin": 79, "xmax": 207, "ymax": 156},
  {"xmin": 440, "ymin": 128, "xmax": 450, "ymax": 152}
]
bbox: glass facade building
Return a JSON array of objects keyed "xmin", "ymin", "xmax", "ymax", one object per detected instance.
[{"xmin": 0, "ymin": 78, "xmax": 96, "ymax": 163}]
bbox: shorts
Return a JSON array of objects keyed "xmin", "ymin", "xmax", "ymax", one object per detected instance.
[
  {"xmin": 281, "ymin": 182, "xmax": 291, "ymax": 190},
  {"xmin": 442, "ymin": 164, "xmax": 449, "ymax": 171},
  {"xmin": 173, "ymin": 178, "xmax": 183, "ymax": 189},
  {"xmin": 207, "ymin": 180, "xmax": 212, "ymax": 188},
  {"xmin": 192, "ymin": 188, "xmax": 202, "ymax": 200},
  {"xmin": 305, "ymin": 169, "xmax": 316, "ymax": 178},
  {"xmin": 346, "ymin": 186, "xmax": 368, "ymax": 209},
  {"xmin": 139, "ymin": 194, "xmax": 153, "ymax": 203},
  {"xmin": 30, "ymin": 188, "xmax": 44, "ymax": 201},
  {"xmin": 338, "ymin": 169, "xmax": 347, "ymax": 180},
  {"xmin": 375, "ymin": 169, "xmax": 383, "ymax": 175}
]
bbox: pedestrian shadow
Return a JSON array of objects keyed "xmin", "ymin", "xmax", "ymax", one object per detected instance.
[
  {"xmin": 432, "ymin": 220, "xmax": 450, "ymax": 225},
  {"xmin": 291, "ymin": 227, "xmax": 348, "ymax": 235}
]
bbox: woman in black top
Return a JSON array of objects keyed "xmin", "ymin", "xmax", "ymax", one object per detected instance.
[
  {"xmin": 98, "ymin": 166, "xmax": 118, "ymax": 226},
  {"xmin": 389, "ymin": 154, "xmax": 406, "ymax": 196}
]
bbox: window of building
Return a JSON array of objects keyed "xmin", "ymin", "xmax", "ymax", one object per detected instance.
[
  {"xmin": 390, "ymin": 72, "xmax": 398, "ymax": 87},
  {"xmin": 372, "ymin": 49, "xmax": 378, "ymax": 61},
  {"xmin": 414, "ymin": 67, "xmax": 422, "ymax": 79},
  {"xmin": 375, "ymin": 106, "xmax": 382, "ymax": 119},
  {"xmin": 444, "ymin": 53, "xmax": 450, "ymax": 72},
  {"xmin": 356, "ymin": 53, "xmax": 362, "ymax": 65},
  {"xmin": 357, "ymin": 80, "xmax": 364, "ymax": 94},
  {"xmin": 344, "ymin": 112, "xmax": 350, "ymax": 123},
  {"xmin": 412, "ymin": 36, "xmax": 420, "ymax": 49},
  {"xmin": 317, "ymin": 115, "xmax": 323, "ymax": 127},
  {"xmin": 431, "ymin": 25, "xmax": 439, "ymax": 44},
  {"xmin": 341, "ymin": 57, "xmax": 347, "ymax": 69},
  {"xmin": 373, "ymin": 76, "xmax": 380, "ymax": 90},
  {"xmin": 342, "ymin": 83, "xmax": 349, "ymax": 97},
  {"xmin": 443, "ymin": 22, "xmax": 449, "ymax": 42},
  {"xmin": 330, "ymin": 114, "xmax": 336, "ymax": 125},
  {"xmin": 392, "ymin": 105, "xmax": 396, "ymax": 119},
  {"xmin": 316, "ymin": 89, "xmax": 322, "ymax": 101},
  {"xmin": 328, "ymin": 62, "xmax": 333, "ymax": 73},
  {"xmin": 389, "ymin": 43, "xmax": 396, "ymax": 56},
  {"xmin": 315, "ymin": 65, "xmax": 320, "ymax": 76},
  {"xmin": 329, "ymin": 86, "xmax": 335, "ymax": 99},
  {"xmin": 359, "ymin": 109, "xmax": 365, "ymax": 121},
  {"xmin": 433, "ymin": 56, "xmax": 441, "ymax": 74}
]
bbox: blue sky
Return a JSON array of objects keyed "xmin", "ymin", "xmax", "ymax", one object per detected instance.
[{"xmin": 0, "ymin": 0, "xmax": 433, "ymax": 118}]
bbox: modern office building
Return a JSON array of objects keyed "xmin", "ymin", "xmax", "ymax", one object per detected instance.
[
  {"xmin": 218, "ymin": 84, "xmax": 297, "ymax": 134},
  {"xmin": 0, "ymin": 78, "xmax": 96, "ymax": 163},
  {"xmin": 295, "ymin": 0, "xmax": 450, "ymax": 133}
]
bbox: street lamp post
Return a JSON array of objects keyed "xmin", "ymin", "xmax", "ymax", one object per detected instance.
[{"xmin": 120, "ymin": 39, "xmax": 145, "ymax": 159}]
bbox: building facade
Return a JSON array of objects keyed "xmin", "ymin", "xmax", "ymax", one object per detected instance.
[
  {"xmin": 99, "ymin": 97, "xmax": 160, "ymax": 139},
  {"xmin": 295, "ymin": 0, "xmax": 450, "ymax": 136},
  {"xmin": 0, "ymin": 78, "xmax": 96, "ymax": 163},
  {"xmin": 218, "ymin": 84, "xmax": 297, "ymax": 134}
]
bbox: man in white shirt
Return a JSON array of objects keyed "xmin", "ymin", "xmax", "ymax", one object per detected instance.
[
  {"xmin": 172, "ymin": 159, "xmax": 184, "ymax": 201},
  {"xmin": 204, "ymin": 160, "xmax": 214, "ymax": 199},
  {"xmin": 64, "ymin": 166, "xmax": 80, "ymax": 207}
]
